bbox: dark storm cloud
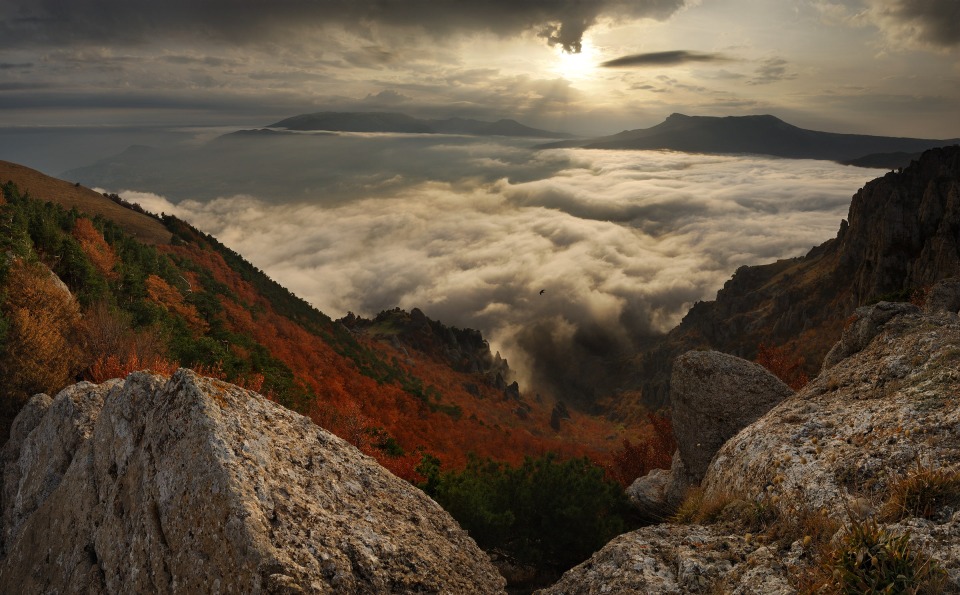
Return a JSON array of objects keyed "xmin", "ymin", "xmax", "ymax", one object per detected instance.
[
  {"xmin": 874, "ymin": 0, "xmax": 960, "ymax": 47},
  {"xmin": 0, "ymin": 0, "xmax": 687, "ymax": 52},
  {"xmin": 600, "ymin": 50, "xmax": 731, "ymax": 68}
]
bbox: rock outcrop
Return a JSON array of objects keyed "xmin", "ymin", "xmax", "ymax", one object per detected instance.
[
  {"xmin": 670, "ymin": 350, "xmax": 793, "ymax": 485},
  {"xmin": 537, "ymin": 523, "xmax": 796, "ymax": 595},
  {"xmin": 341, "ymin": 307, "xmax": 512, "ymax": 390},
  {"xmin": 543, "ymin": 280, "xmax": 960, "ymax": 593},
  {"xmin": 627, "ymin": 352, "xmax": 792, "ymax": 519},
  {"xmin": 703, "ymin": 299, "xmax": 960, "ymax": 519},
  {"xmin": 633, "ymin": 144, "xmax": 960, "ymax": 409},
  {"xmin": 0, "ymin": 370, "xmax": 505, "ymax": 594}
]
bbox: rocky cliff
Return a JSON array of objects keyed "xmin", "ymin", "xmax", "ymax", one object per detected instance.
[
  {"xmin": 0, "ymin": 369, "xmax": 505, "ymax": 594},
  {"xmin": 634, "ymin": 144, "xmax": 960, "ymax": 409},
  {"xmin": 541, "ymin": 281, "xmax": 960, "ymax": 593}
]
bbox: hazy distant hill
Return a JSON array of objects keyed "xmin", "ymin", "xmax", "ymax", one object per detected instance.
[
  {"xmin": 270, "ymin": 111, "xmax": 574, "ymax": 139},
  {"xmin": 540, "ymin": 113, "xmax": 958, "ymax": 166}
]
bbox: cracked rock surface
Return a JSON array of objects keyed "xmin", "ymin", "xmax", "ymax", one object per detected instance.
[{"xmin": 0, "ymin": 369, "xmax": 505, "ymax": 594}]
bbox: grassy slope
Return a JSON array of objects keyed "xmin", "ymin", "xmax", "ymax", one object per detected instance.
[{"xmin": 0, "ymin": 160, "xmax": 171, "ymax": 245}]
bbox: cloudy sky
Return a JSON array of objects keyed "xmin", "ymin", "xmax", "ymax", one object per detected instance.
[{"xmin": 0, "ymin": 0, "xmax": 958, "ymax": 147}]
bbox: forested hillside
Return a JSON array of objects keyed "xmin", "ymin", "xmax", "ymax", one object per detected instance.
[{"xmin": 0, "ymin": 177, "xmax": 668, "ymax": 481}]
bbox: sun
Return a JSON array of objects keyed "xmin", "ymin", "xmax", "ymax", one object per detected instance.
[{"xmin": 553, "ymin": 38, "xmax": 598, "ymax": 80}]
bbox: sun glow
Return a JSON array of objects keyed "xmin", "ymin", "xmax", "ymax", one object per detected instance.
[{"xmin": 553, "ymin": 38, "xmax": 598, "ymax": 80}]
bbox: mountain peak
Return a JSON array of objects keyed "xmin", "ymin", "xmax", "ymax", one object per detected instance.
[{"xmin": 544, "ymin": 113, "xmax": 956, "ymax": 163}]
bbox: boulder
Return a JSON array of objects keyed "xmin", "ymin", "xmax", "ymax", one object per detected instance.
[
  {"xmin": 535, "ymin": 524, "xmax": 795, "ymax": 595},
  {"xmin": 704, "ymin": 306, "xmax": 958, "ymax": 517},
  {"xmin": 924, "ymin": 277, "xmax": 960, "ymax": 315},
  {"xmin": 821, "ymin": 301, "xmax": 919, "ymax": 371},
  {"xmin": 542, "ymin": 306, "xmax": 960, "ymax": 593},
  {"xmin": 670, "ymin": 350, "xmax": 793, "ymax": 485},
  {"xmin": 0, "ymin": 382, "xmax": 109, "ymax": 556},
  {"xmin": 625, "ymin": 451, "xmax": 688, "ymax": 521},
  {"xmin": 698, "ymin": 306, "xmax": 960, "ymax": 585},
  {"xmin": 0, "ymin": 369, "xmax": 506, "ymax": 594}
]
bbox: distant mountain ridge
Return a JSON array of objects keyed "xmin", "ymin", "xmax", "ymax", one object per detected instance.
[
  {"xmin": 540, "ymin": 113, "xmax": 958, "ymax": 166},
  {"xmin": 269, "ymin": 111, "xmax": 575, "ymax": 139}
]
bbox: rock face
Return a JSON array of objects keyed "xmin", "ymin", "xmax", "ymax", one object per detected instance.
[
  {"xmin": 543, "ymin": 282, "xmax": 960, "ymax": 592},
  {"xmin": 341, "ymin": 307, "xmax": 512, "ymax": 387},
  {"xmin": 670, "ymin": 350, "xmax": 793, "ymax": 485},
  {"xmin": 0, "ymin": 370, "xmax": 505, "ymax": 594},
  {"xmin": 633, "ymin": 144, "xmax": 960, "ymax": 409}
]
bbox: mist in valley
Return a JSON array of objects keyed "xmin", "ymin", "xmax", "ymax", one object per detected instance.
[{"xmin": 77, "ymin": 131, "xmax": 885, "ymax": 403}]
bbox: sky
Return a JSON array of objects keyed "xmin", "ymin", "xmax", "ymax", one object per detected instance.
[
  {"xmin": 0, "ymin": 0, "xmax": 955, "ymax": 401},
  {"xmin": 0, "ymin": 0, "xmax": 958, "ymax": 154}
]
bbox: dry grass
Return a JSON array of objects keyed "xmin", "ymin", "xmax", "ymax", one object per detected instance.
[
  {"xmin": 669, "ymin": 484, "xmax": 949, "ymax": 593},
  {"xmin": 880, "ymin": 461, "xmax": 960, "ymax": 522},
  {"xmin": 797, "ymin": 518, "xmax": 946, "ymax": 594},
  {"xmin": 671, "ymin": 487, "xmax": 775, "ymax": 533},
  {"xmin": 0, "ymin": 160, "xmax": 171, "ymax": 245}
]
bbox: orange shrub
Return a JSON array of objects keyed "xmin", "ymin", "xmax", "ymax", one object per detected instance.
[
  {"xmin": 755, "ymin": 342, "xmax": 809, "ymax": 390},
  {"xmin": 88, "ymin": 352, "xmax": 180, "ymax": 382},
  {"xmin": 606, "ymin": 413, "xmax": 676, "ymax": 487},
  {"xmin": 144, "ymin": 274, "xmax": 209, "ymax": 334},
  {"xmin": 72, "ymin": 218, "xmax": 118, "ymax": 280}
]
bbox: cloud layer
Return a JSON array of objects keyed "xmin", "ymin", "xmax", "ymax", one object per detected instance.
[
  {"xmin": 0, "ymin": 0, "xmax": 685, "ymax": 52},
  {"xmin": 116, "ymin": 136, "xmax": 883, "ymax": 402}
]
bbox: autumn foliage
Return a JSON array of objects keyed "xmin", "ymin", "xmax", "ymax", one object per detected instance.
[
  {"xmin": 755, "ymin": 342, "xmax": 809, "ymax": 390},
  {"xmin": 0, "ymin": 180, "xmax": 649, "ymax": 481},
  {"xmin": 144, "ymin": 274, "xmax": 209, "ymax": 334},
  {"xmin": 605, "ymin": 413, "xmax": 677, "ymax": 487},
  {"xmin": 88, "ymin": 353, "xmax": 180, "ymax": 382},
  {"xmin": 0, "ymin": 259, "xmax": 86, "ymax": 438},
  {"xmin": 72, "ymin": 217, "xmax": 118, "ymax": 280}
]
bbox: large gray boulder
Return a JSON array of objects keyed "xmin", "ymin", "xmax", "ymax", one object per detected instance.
[
  {"xmin": 625, "ymin": 351, "xmax": 792, "ymax": 520},
  {"xmin": 0, "ymin": 369, "xmax": 505, "ymax": 594},
  {"xmin": 670, "ymin": 350, "xmax": 793, "ymax": 486}
]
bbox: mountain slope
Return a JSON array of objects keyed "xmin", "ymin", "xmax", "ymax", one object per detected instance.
[
  {"xmin": 540, "ymin": 113, "xmax": 957, "ymax": 165},
  {"xmin": 0, "ymin": 167, "xmax": 645, "ymax": 476},
  {"xmin": 0, "ymin": 160, "xmax": 170, "ymax": 245},
  {"xmin": 270, "ymin": 111, "xmax": 574, "ymax": 138},
  {"xmin": 629, "ymin": 144, "xmax": 960, "ymax": 409}
]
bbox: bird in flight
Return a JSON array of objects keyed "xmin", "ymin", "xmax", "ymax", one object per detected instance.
[{"xmin": 539, "ymin": 289, "xmax": 546, "ymax": 295}]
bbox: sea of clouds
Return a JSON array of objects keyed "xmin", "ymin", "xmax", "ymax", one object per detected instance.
[{"xmin": 113, "ymin": 134, "xmax": 883, "ymax": 399}]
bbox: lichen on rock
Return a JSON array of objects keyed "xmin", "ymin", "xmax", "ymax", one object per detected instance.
[{"xmin": 0, "ymin": 369, "xmax": 505, "ymax": 594}]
